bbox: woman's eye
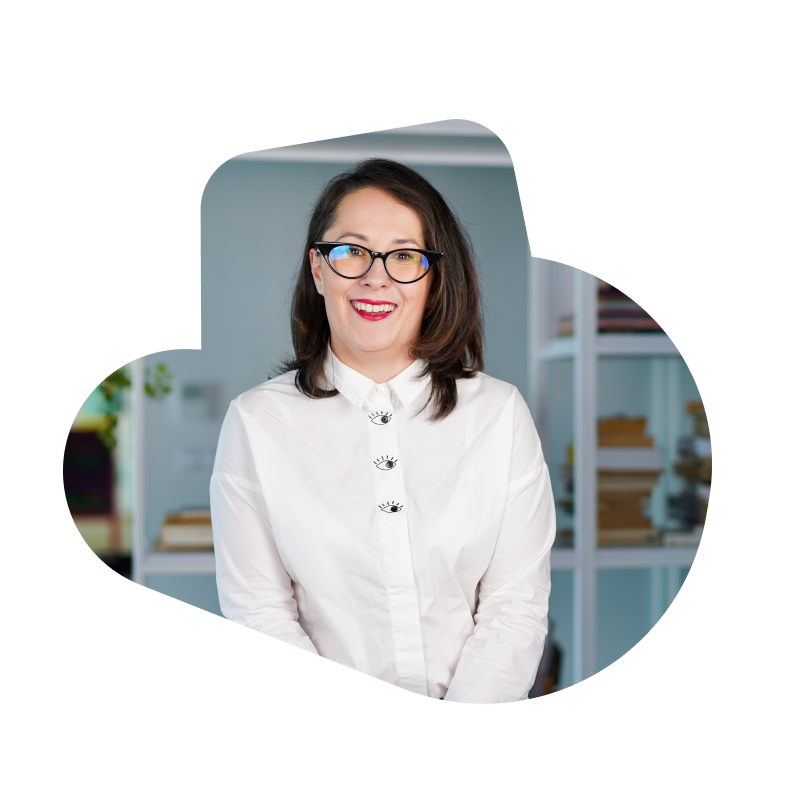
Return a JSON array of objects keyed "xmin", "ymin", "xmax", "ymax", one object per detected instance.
[
  {"xmin": 379, "ymin": 501, "xmax": 404, "ymax": 513},
  {"xmin": 374, "ymin": 456, "xmax": 398, "ymax": 471},
  {"xmin": 369, "ymin": 412, "xmax": 392, "ymax": 425},
  {"xmin": 348, "ymin": 246, "xmax": 364, "ymax": 257}
]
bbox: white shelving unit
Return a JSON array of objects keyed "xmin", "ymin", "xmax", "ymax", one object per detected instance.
[
  {"xmin": 530, "ymin": 258, "xmax": 698, "ymax": 686},
  {"xmin": 130, "ymin": 360, "xmax": 218, "ymax": 583}
]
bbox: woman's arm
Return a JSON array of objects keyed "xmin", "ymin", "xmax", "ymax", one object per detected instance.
[
  {"xmin": 444, "ymin": 389, "xmax": 556, "ymax": 703},
  {"xmin": 210, "ymin": 400, "xmax": 319, "ymax": 655}
]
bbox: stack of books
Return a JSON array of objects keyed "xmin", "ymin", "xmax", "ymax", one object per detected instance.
[
  {"xmin": 597, "ymin": 416, "xmax": 663, "ymax": 547},
  {"xmin": 555, "ymin": 445, "xmax": 576, "ymax": 548},
  {"xmin": 597, "ymin": 280, "xmax": 662, "ymax": 334},
  {"xmin": 666, "ymin": 401, "xmax": 711, "ymax": 546},
  {"xmin": 155, "ymin": 509, "xmax": 214, "ymax": 551},
  {"xmin": 557, "ymin": 280, "xmax": 663, "ymax": 337}
]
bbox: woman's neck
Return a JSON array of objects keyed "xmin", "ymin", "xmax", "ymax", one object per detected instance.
[{"xmin": 330, "ymin": 340, "xmax": 415, "ymax": 384}]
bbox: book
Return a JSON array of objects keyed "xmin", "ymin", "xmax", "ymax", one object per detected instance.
[
  {"xmin": 597, "ymin": 470, "xmax": 662, "ymax": 492},
  {"xmin": 599, "ymin": 512, "xmax": 651, "ymax": 529},
  {"xmin": 597, "ymin": 528, "xmax": 660, "ymax": 547},
  {"xmin": 599, "ymin": 488, "xmax": 652, "ymax": 530},
  {"xmin": 598, "ymin": 527, "xmax": 658, "ymax": 539},
  {"xmin": 597, "ymin": 416, "xmax": 653, "ymax": 447},
  {"xmin": 598, "ymin": 417, "xmax": 648, "ymax": 436},
  {"xmin": 597, "ymin": 303, "xmax": 655, "ymax": 315},
  {"xmin": 597, "ymin": 280, "xmax": 631, "ymax": 297},
  {"xmin": 159, "ymin": 510, "xmax": 213, "ymax": 548},
  {"xmin": 556, "ymin": 282, "xmax": 664, "ymax": 337},
  {"xmin": 663, "ymin": 530, "xmax": 702, "ymax": 547},
  {"xmin": 597, "ymin": 447, "xmax": 663, "ymax": 471},
  {"xmin": 556, "ymin": 317, "xmax": 663, "ymax": 336},
  {"xmin": 686, "ymin": 401, "xmax": 710, "ymax": 436},
  {"xmin": 597, "ymin": 490, "xmax": 652, "ymax": 504},
  {"xmin": 597, "ymin": 434, "xmax": 655, "ymax": 447},
  {"xmin": 174, "ymin": 508, "xmax": 213, "ymax": 520},
  {"xmin": 154, "ymin": 540, "xmax": 214, "ymax": 552},
  {"xmin": 597, "ymin": 318, "xmax": 663, "ymax": 332}
]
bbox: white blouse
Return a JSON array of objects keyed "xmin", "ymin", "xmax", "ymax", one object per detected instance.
[{"xmin": 210, "ymin": 349, "xmax": 556, "ymax": 703}]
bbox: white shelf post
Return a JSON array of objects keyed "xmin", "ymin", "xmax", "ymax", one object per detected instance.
[
  {"xmin": 528, "ymin": 258, "xmax": 549, "ymax": 449},
  {"xmin": 573, "ymin": 268, "xmax": 598, "ymax": 684},
  {"xmin": 131, "ymin": 358, "xmax": 146, "ymax": 585}
]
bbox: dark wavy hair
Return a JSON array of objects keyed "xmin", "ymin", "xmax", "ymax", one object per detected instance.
[{"xmin": 280, "ymin": 158, "xmax": 484, "ymax": 421}]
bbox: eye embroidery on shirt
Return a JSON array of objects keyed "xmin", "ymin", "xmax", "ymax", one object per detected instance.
[
  {"xmin": 369, "ymin": 411, "xmax": 392, "ymax": 425},
  {"xmin": 379, "ymin": 501, "xmax": 404, "ymax": 513},
  {"xmin": 374, "ymin": 455, "xmax": 398, "ymax": 471}
]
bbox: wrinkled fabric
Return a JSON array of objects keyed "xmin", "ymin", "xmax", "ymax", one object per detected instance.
[{"xmin": 210, "ymin": 348, "xmax": 556, "ymax": 703}]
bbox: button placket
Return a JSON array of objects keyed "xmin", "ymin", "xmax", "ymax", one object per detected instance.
[
  {"xmin": 366, "ymin": 390, "xmax": 403, "ymax": 514},
  {"xmin": 364, "ymin": 387, "xmax": 428, "ymax": 694}
]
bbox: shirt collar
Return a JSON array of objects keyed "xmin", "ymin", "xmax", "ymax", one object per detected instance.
[{"xmin": 324, "ymin": 346, "xmax": 431, "ymax": 410}]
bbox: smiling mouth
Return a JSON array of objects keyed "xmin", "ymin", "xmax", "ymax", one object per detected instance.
[{"xmin": 350, "ymin": 300, "xmax": 397, "ymax": 317}]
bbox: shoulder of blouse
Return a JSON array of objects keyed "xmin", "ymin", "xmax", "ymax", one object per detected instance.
[{"xmin": 454, "ymin": 370, "xmax": 523, "ymax": 409}]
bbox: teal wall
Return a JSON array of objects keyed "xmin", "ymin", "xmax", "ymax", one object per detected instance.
[{"xmin": 549, "ymin": 565, "xmax": 691, "ymax": 691}]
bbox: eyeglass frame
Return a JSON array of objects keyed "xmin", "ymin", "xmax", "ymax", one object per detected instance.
[{"xmin": 315, "ymin": 241, "xmax": 443, "ymax": 285}]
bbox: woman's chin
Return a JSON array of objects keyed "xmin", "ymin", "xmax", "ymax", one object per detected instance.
[{"xmin": 342, "ymin": 333, "xmax": 403, "ymax": 357}]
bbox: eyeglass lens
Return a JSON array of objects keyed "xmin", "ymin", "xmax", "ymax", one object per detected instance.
[{"xmin": 328, "ymin": 244, "xmax": 429, "ymax": 282}]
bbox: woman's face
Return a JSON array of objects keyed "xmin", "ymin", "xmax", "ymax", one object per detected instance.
[{"xmin": 310, "ymin": 187, "xmax": 431, "ymax": 370}]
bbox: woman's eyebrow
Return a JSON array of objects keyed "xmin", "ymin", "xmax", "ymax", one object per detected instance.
[
  {"xmin": 337, "ymin": 232, "xmax": 369, "ymax": 242},
  {"xmin": 336, "ymin": 232, "xmax": 423, "ymax": 248}
]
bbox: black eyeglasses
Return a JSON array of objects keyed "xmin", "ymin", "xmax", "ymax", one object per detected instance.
[{"xmin": 315, "ymin": 242, "xmax": 443, "ymax": 284}]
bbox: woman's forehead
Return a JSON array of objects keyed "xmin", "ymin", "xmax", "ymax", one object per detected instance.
[{"xmin": 329, "ymin": 188, "xmax": 425, "ymax": 244}]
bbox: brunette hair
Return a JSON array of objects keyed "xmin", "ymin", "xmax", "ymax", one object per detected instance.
[{"xmin": 280, "ymin": 158, "xmax": 484, "ymax": 421}]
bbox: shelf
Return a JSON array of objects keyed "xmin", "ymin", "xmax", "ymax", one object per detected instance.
[
  {"xmin": 541, "ymin": 334, "xmax": 678, "ymax": 361},
  {"xmin": 551, "ymin": 545, "xmax": 698, "ymax": 570},
  {"xmin": 596, "ymin": 334, "xmax": 678, "ymax": 357},
  {"xmin": 529, "ymin": 260, "xmax": 704, "ymax": 685},
  {"xmin": 542, "ymin": 337, "xmax": 577, "ymax": 361},
  {"xmin": 141, "ymin": 551, "xmax": 216, "ymax": 575},
  {"xmin": 595, "ymin": 545, "xmax": 698, "ymax": 569}
]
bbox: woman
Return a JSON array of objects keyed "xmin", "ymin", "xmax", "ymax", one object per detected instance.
[{"xmin": 210, "ymin": 158, "xmax": 555, "ymax": 703}]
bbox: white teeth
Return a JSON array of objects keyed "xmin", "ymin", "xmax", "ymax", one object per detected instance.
[{"xmin": 353, "ymin": 301, "xmax": 395, "ymax": 313}]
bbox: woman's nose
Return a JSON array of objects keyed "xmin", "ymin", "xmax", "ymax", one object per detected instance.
[{"xmin": 361, "ymin": 254, "xmax": 391, "ymax": 286}]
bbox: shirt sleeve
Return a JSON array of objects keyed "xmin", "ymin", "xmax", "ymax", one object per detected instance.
[
  {"xmin": 210, "ymin": 399, "xmax": 319, "ymax": 655},
  {"xmin": 444, "ymin": 388, "xmax": 556, "ymax": 703}
]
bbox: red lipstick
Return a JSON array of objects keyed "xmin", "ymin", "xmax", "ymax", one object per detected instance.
[{"xmin": 350, "ymin": 299, "xmax": 397, "ymax": 322}]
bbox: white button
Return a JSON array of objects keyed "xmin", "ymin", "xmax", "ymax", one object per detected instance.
[{"xmin": 375, "ymin": 386, "xmax": 384, "ymax": 394}]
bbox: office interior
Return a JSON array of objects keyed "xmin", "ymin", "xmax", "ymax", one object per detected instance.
[{"xmin": 64, "ymin": 120, "xmax": 705, "ymax": 695}]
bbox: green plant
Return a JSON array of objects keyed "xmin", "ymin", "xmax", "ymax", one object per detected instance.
[{"xmin": 98, "ymin": 363, "xmax": 174, "ymax": 450}]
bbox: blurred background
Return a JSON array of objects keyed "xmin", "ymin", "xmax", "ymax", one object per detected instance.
[{"xmin": 64, "ymin": 120, "xmax": 709, "ymax": 696}]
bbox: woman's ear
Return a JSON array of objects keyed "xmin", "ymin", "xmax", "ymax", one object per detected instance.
[{"xmin": 310, "ymin": 248, "xmax": 324, "ymax": 296}]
